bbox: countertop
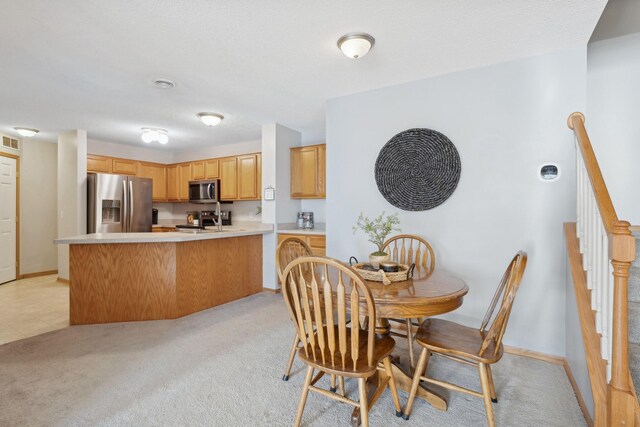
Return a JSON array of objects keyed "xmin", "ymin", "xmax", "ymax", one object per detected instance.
[
  {"xmin": 277, "ymin": 223, "xmax": 326, "ymax": 236},
  {"xmin": 55, "ymin": 223, "xmax": 273, "ymax": 244}
]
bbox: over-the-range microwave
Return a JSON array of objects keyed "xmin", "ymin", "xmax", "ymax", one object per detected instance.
[{"xmin": 189, "ymin": 180, "xmax": 219, "ymax": 203}]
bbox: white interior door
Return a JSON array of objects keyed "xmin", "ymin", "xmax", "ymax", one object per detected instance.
[{"xmin": 0, "ymin": 156, "xmax": 17, "ymax": 284}]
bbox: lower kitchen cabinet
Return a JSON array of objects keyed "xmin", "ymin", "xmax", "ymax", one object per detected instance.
[{"xmin": 277, "ymin": 233, "xmax": 326, "ymax": 256}]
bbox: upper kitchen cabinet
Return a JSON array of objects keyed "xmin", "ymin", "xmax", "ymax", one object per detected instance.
[
  {"xmin": 87, "ymin": 155, "xmax": 112, "ymax": 174},
  {"xmin": 140, "ymin": 162, "xmax": 167, "ymax": 202},
  {"xmin": 112, "ymin": 158, "xmax": 139, "ymax": 176},
  {"xmin": 238, "ymin": 154, "xmax": 260, "ymax": 199},
  {"xmin": 166, "ymin": 165, "xmax": 179, "ymax": 201},
  {"xmin": 178, "ymin": 163, "xmax": 191, "ymax": 201},
  {"xmin": 290, "ymin": 144, "xmax": 326, "ymax": 199},
  {"xmin": 205, "ymin": 159, "xmax": 219, "ymax": 179},
  {"xmin": 220, "ymin": 157, "xmax": 238, "ymax": 200},
  {"xmin": 191, "ymin": 161, "xmax": 206, "ymax": 180}
]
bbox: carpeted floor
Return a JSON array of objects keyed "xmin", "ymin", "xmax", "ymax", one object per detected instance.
[{"xmin": 0, "ymin": 293, "xmax": 585, "ymax": 427}]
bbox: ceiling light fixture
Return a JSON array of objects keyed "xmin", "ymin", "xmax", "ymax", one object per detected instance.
[
  {"xmin": 153, "ymin": 78, "xmax": 176, "ymax": 89},
  {"xmin": 337, "ymin": 32, "xmax": 375, "ymax": 59},
  {"xmin": 197, "ymin": 112, "xmax": 224, "ymax": 127},
  {"xmin": 141, "ymin": 128, "xmax": 169, "ymax": 145},
  {"xmin": 14, "ymin": 127, "xmax": 39, "ymax": 137}
]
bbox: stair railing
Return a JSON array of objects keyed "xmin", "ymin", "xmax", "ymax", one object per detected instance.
[{"xmin": 568, "ymin": 112, "xmax": 636, "ymax": 426}]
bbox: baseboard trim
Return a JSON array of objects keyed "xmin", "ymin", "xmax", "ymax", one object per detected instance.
[
  {"xmin": 19, "ymin": 270, "xmax": 58, "ymax": 279},
  {"xmin": 262, "ymin": 287, "xmax": 281, "ymax": 294},
  {"xmin": 56, "ymin": 277, "xmax": 70, "ymax": 284},
  {"xmin": 504, "ymin": 345, "xmax": 593, "ymax": 427}
]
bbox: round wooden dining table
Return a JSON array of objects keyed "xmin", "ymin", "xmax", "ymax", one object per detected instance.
[{"xmin": 323, "ymin": 266, "xmax": 468, "ymax": 425}]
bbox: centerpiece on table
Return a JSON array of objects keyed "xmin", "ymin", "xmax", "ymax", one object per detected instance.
[{"xmin": 353, "ymin": 211, "xmax": 400, "ymax": 268}]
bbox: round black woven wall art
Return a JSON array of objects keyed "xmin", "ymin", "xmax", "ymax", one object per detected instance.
[{"xmin": 375, "ymin": 128, "xmax": 461, "ymax": 211}]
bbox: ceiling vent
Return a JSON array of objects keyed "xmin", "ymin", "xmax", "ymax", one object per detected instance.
[{"xmin": 2, "ymin": 136, "xmax": 19, "ymax": 150}]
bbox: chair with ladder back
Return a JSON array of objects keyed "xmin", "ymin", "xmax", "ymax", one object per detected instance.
[
  {"xmin": 282, "ymin": 256, "xmax": 403, "ymax": 427},
  {"xmin": 403, "ymin": 251, "xmax": 527, "ymax": 427}
]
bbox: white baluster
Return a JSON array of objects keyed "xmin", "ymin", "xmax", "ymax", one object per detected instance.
[
  {"xmin": 593, "ymin": 195, "xmax": 602, "ymax": 334},
  {"xmin": 576, "ymin": 150, "xmax": 582, "ymax": 243},
  {"xmin": 600, "ymin": 223, "xmax": 609, "ymax": 360}
]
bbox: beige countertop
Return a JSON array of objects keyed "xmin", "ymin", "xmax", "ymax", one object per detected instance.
[
  {"xmin": 55, "ymin": 223, "xmax": 273, "ymax": 244},
  {"xmin": 277, "ymin": 223, "xmax": 326, "ymax": 236}
]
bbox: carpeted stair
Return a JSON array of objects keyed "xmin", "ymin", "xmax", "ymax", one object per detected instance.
[{"xmin": 629, "ymin": 234, "xmax": 640, "ymax": 396}]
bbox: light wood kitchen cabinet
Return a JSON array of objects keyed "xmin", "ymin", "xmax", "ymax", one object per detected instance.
[
  {"xmin": 178, "ymin": 163, "xmax": 191, "ymax": 201},
  {"xmin": 140, "ymin": 162, "xmax": 167, "ymax": 201},
  {"xmin": 166, "ymin": 165, "xmax": 179, "ymax": 201},
  {"xmin": 205, "ymin": 159, "xmax": 219, "ymax": 179},
  {"xmin": 278, "ymin": 233, "xmax": 326, "ymax": 256},
  {"xmin": 290, "ymin": 144, "xmax": 325, "ymax": 199},
  {"xmin": 238, "ymin": 154, "xmax": 260, "ymax": 199},
  {"xmin": 191, "ymin": 161, "xmax": 206, "ymax": 180},
  {"xmin": 220, "ymin": 157, "xmax": 238, "ymax": 200},
  {"xmin": 112, "ymin": 158, "xmax": 139, "ymax": 176},
  {"xmin": 87, "ymin": 155, "xmax": 112, "ymax": 173}
]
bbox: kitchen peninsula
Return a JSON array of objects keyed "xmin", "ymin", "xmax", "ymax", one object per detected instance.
[{"xmin": 55, "ymin": 225, "xmax": 272, "ymax": 325}]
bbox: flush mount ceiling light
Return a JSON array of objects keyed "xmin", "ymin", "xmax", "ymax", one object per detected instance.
[
  {"xmin": 14, "ymin": 127, "xmax": 39, "ymax": 137},
  {"xmin": 337, "ymin": 32, "xmax": 375, "ymax": 59},
  {"xmin": 153, "ymin": 78, "xmax": 176, "ymax": 89},
  {"xmin": 197, "ymin": 112, "xmax": 224, "ymax": 127},
  {"xmin": 141, "ymin": 128, "xmax": 169, "ymax": 144}
]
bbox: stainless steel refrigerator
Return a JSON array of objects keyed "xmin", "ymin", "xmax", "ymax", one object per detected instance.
[{"xmin": 87, "ymin": 173, "xmax": 153, "ymax": 233}]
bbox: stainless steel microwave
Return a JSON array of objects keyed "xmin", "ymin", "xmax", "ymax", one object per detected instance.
[{"xmin": 189, "ymin": 180, "xmax": 219, "ymax": 203}]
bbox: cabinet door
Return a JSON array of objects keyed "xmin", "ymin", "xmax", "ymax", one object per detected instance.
[
  {"xmin": 205, "ymin": 159, "xmax": 219, "ymax": 179},
  {"xmin": 178, "ymin": 163, "xmax": 191, "ymax": 201},
  {"xmin": 220, "ymin": 157, "xmax": 238, "ymax": 200},
  {"xmin": 166, "ymin": 165, "xmax": 179, "ymax": 201},
  {"xmin": 87, "ymin": 155, "xmax": 112, "ymax": 173},
  {"xmin": 140, "ymin": 163, "xmax": 167, "ymax": 201},
  {"xmin": 291, "ymin": 146, "xmax": 319, "ymax": 198},
  {"xmin": 317, "ymin": 145, "xmax": 326, "ymax": 197},
  {"xmin": 191, "ymin": 161, "xmax": 205, "ymax": 180},
  {"xmin": 256, "ymin": 154, "xmax": 262, "ymax": 198},
  {"xmin": 112, "ymin": 158, "xmax": 139, "ymax": 175},
  {"xmin": 238, "ymin": 154, "xmax": 259, "ymax": 199}
]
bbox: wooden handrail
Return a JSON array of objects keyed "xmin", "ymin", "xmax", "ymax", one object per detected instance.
[{"xmin": 567, "ymin": 112, "xmax": 618, "ymax": 235}]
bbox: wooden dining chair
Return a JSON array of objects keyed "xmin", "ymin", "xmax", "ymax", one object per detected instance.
[
  {"xmin": 282, "ymin": 256, "xmax": 403, "ymax": 427},
  {"xmin": 276, "ymin": 237, "xmax": 314, "ymax": 382},
  {"xmin": 381, "ymin": 234, "xmax": 435, "ymax": 369},
  {"xmin": 403, "ymin": 251, "xmax": 528, "ymax": 427}
]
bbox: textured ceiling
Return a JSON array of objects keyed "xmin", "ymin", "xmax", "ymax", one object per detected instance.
[{"xmin": 0, "ymin": 0, "xmax": 606, "ymax": 151}]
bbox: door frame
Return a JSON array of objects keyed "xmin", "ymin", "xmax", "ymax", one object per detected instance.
[{"xmin": 0, "ymin": 151, "xmax": 19, "ymax": 279}]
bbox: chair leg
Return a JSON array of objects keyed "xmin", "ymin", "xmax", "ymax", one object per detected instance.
[
  {"xmin": 283, "ymin": 333, "xmax": 300, "ymax": 381},
  {"xmin": 383, "ymin": 356, "xmax": 403, "ymax": 417},
  {"xmin": 358, "ymin": 377, "xmax": 369, "ymax": 427},
  {"xmin": 406, "ymin": 319, "xmax": 415, "ymax": 370},
  {"xmin": 403, "ymin": 347, "xmax": 430, "ymax": 420},
  {"xmin": 338, "ymin": 376, "xmax": 345, "ymax": 397},
  {"xmin": 478, "ymin": 363, "xmax": 496, "ymax": 427},
  {"xmin": 330, "ymin": 374, "xmax": 337, "ymax": 393},
  {"xmin": 486, "ymin": 364, "xmax": 497, "ymax": 403},
  {"xmin": 294, "ymin": 366, "xmax": 314, "ymax": 427}
]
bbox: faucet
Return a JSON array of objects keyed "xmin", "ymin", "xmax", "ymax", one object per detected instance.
[{"xmin": 214, "ymin": 201, "xmax": 223, "ymax": 232}]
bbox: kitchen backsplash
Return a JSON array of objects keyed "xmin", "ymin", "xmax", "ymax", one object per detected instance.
[{"xmin": 153, "ymin": 201, "xmax": 262, "ymax": 223}]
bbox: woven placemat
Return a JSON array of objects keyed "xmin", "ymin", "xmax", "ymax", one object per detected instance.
[{"xmin": 375, "ymin": 128, "xmax": 461, "ymax": 211}]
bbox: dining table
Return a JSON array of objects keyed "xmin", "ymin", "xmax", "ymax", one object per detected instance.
[{"xmin": 323, "ymin": 265, "xmax": 469, "ymax": 425}]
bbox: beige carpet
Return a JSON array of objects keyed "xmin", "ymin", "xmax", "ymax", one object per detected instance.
[{"xmin": 0, "ymin": 293, "xmax": 585, "ymax": 426}]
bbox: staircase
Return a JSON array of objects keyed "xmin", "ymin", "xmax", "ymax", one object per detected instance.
[{"xmin": 630, "ymin": 234, "xmax": 640, "ymax": 395}]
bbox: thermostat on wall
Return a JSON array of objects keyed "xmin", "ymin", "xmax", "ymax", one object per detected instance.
[
  {"xmin": 538, "ymin": 163, "xmax": 560, "ymax": 182},
  {"xmin": 264, "ymin": 186, "xmax": 275, "ymax": 201}
]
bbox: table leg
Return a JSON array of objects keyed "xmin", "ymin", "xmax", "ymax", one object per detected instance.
[{"xmin": 350, "ymin": 318, "xmax": 448, "ymax": 425}]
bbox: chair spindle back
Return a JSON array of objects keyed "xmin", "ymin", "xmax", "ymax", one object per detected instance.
[
  {"xmin": 479, "ymin": 251, "xmax": 528, "ymax": 356},
  {"xmin": 382, "ymin": 234, "xmax": 435, "ymax": 278},
  {"xmin": 276, "ymin": 237, "xmax": 313, "ymax": 283},
  {"xmin": 282, "ymin": 257, "xmax": 377, "ymax": 371}
]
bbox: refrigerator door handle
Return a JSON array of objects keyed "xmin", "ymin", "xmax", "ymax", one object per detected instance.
[
  {"xmin": 129, "ymin": 180, "xmax": 134, "ymax": 232},
  {"xmin": 122, "ymin": 180, "xmax": 128, "ymax": 232}
]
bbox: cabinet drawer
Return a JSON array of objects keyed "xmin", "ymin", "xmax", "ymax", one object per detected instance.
[{"xmin": 308, "ymin": 236, "xmax": 326, "ymax": 249}]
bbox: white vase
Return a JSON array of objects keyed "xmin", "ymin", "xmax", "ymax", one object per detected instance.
[{"xmin": 369, "ymin": 253, "xmax": 390, "ymax": 269}]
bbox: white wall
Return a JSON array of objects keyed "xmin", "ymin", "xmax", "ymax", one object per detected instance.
[
  {"xmin": 20, "ymin": 140, "xmax": 58, "ymax": 274},
  {"xmin": 326, "ymin": 48, "xmax": 586, "ymax": 355},
  {"xmin": 57, "ymin": 130, "xmax": 87, "ymax": 280},
  {"xmin": 172, "ymin": 140, "xmax": 261, "ymax": 163},
  {"xmin": 587, "ymin": 32, "xmax": 640, "ymax": 225},
  {"xmin": 87, "ymin": 138, "xmax": 173, "ymax": 164}
]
